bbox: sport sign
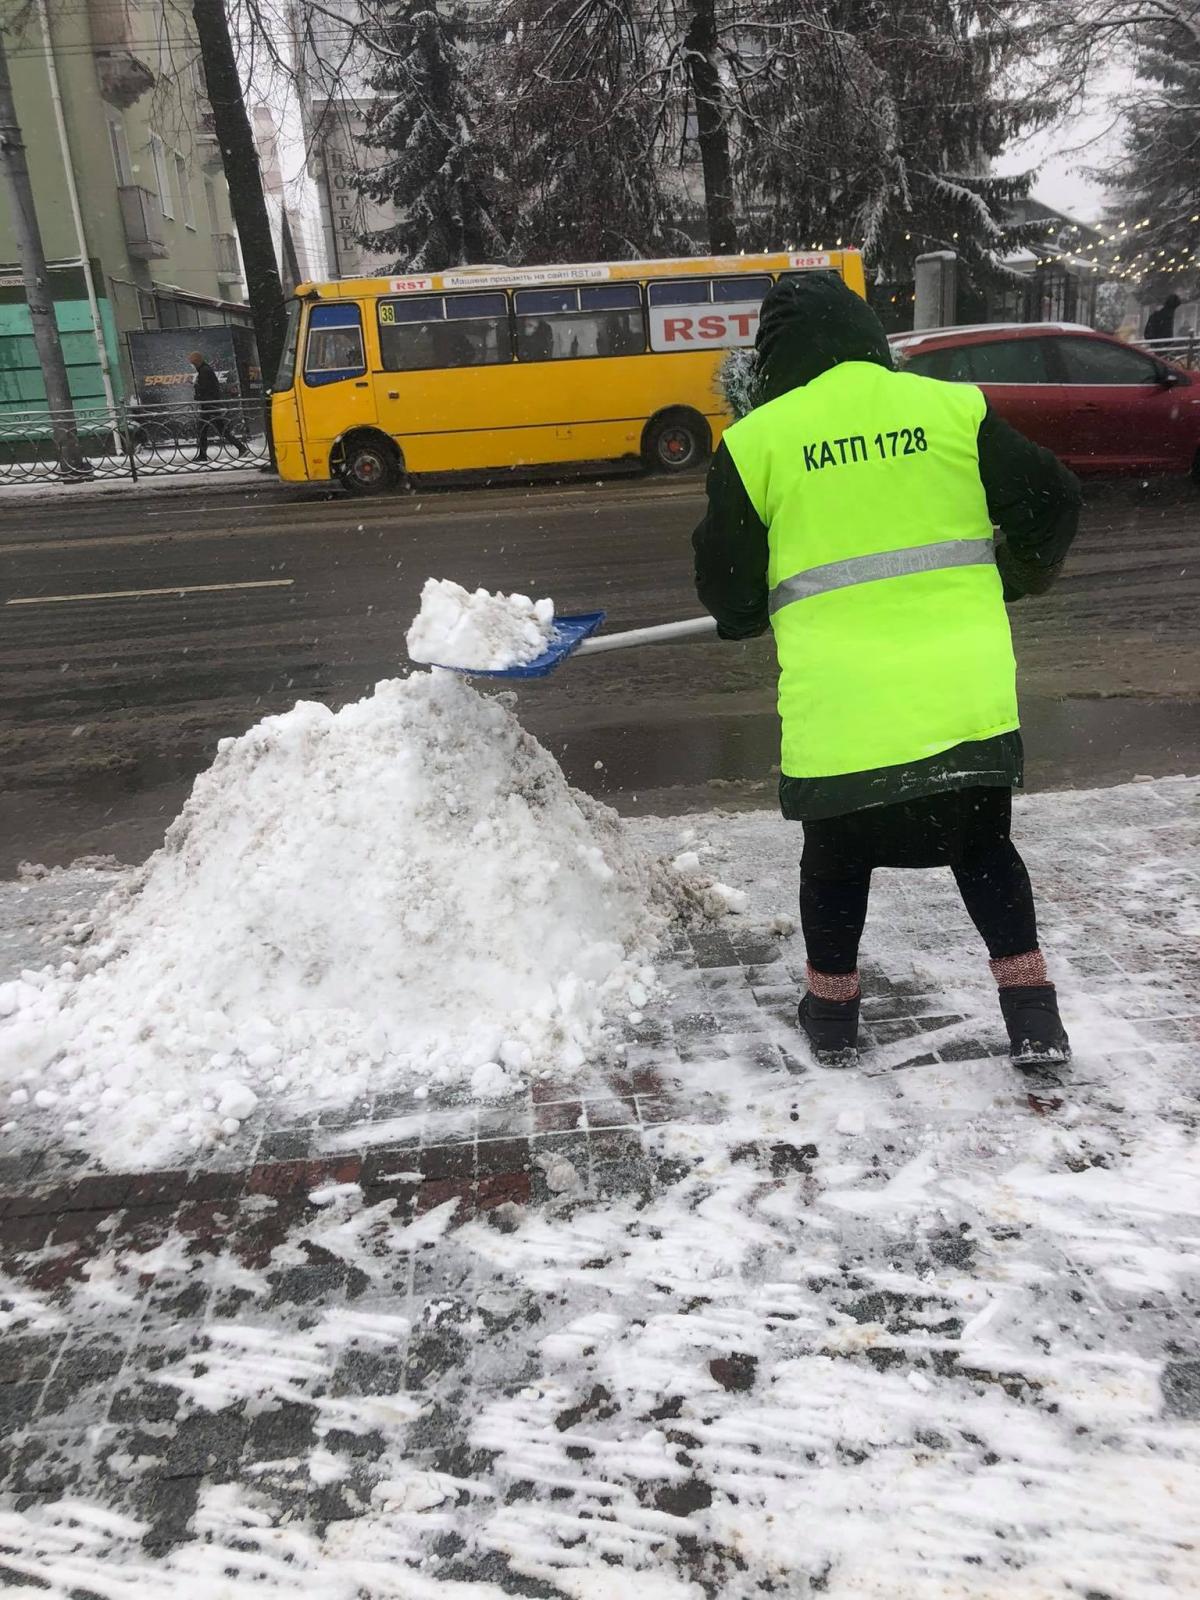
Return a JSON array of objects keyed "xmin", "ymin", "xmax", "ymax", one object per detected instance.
[{"xmin": 648, "ymin": 300, "xmax": 762, "ymax": 353}]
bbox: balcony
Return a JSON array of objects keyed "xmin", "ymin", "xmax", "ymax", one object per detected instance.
[
  {"xmin": 118, "ymin": 185, "xmax": 168, "ymax": 261},
  {"xmin": 89, "ymin": 0, "xmax": 155, "ymax": 106},
  {"xmin": 196, "ymin": 108, "xmax": 224, "ymax": 174},
  {"xmin": 214, "ymin": 233, "xmax": 241, "ymax": 281}
]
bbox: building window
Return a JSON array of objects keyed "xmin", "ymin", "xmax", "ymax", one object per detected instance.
[
  {"xmin": 107, "ymin": 118, "xmax": 132, "ymax": 186},
  {"xmin": 149, "ymin": 133, "xmax": 173, "ymax": 218},
  {"xmin": 174, "ymin": 152, "xmax": 195, "ymax": 228},
  {"xmin": 204, "ymin": 177, "xmax": 218, "ymax": 235}
]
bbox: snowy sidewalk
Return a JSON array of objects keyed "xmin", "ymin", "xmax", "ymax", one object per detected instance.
[
  {"xmin": 0, "ymin": 463, "xmax": 271, "ymax": 507},
  {"xmin": 1, "ymin": 777, "xmax": 1198, "ymax": 1597}
]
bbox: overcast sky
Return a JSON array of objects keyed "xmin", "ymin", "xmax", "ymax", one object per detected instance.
[{"xmin": 999, "ymin": 66, "xmax": 1135, "ymax": 223}]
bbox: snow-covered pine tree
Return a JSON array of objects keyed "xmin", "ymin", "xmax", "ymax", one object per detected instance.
[
  {"xmin": 734, "ymin": 0, "xmax": 1049, "ymax": 291},
  {"xmin": 494, "ymin": 0, "xmax": 686, "ymax": 263},
  {"xmin": 1102, "ymin": 0, "xmax": 1200, "ymax": 299},
  {"xmin": 355, "ymin": 0, "xmax": 508, "ymax": 270}
]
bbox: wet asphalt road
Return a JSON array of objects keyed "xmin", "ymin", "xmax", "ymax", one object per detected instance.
[{"xmin": 1, "ymin": 469, "xmax": 1198, "ymax": 873}]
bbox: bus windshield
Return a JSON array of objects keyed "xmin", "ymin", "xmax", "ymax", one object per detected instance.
[{"xmin": 274, "ymin": 299, "xmax": 302, "ymax": 392}]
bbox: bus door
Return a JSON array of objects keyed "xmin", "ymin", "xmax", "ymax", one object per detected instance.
[
  {"xmin": 298, "ymin": 302, "xmax": 376, "ymax": 471},
  {"xmin": 373, "ymin": 291, "xmax": 518, "ymax": 456}
]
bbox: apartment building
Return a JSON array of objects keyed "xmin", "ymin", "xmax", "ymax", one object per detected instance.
[
  {"xmin": 0, "ymin": 0, "xmax": 252, "ymax": 410},
  {"xmin": 294, "ymin": 0, "xmax": 391, "ymax": 279}
]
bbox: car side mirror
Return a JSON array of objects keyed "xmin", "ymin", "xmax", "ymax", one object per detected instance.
[{"xmin": 1158, "ymin": 365, "xmax": 1186, "ymax": 387}]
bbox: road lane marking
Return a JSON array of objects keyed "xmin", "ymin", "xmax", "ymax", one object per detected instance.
[{"xmin": 5, "ymin": 578, "xmax": 294, "ymax": 607}]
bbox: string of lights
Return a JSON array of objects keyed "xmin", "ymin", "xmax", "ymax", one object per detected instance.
[{"xmin": 789, "ymin": 213, "xmax": 1199, "ymax": 287}]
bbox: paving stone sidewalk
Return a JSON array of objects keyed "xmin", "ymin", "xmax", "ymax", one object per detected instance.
[{"xmin": 1, "ymin": 785, "xmax": 1198, "ymax": 1596}]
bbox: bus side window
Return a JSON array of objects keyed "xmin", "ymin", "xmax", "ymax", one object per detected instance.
[
  {"xmin": 712, "ymin": 275, "xmax": 771, "ymax": 303},
  {"xmin": 582, "ymin": 284, "xmax": 645, "ymax": 357},
  {"xmin": 515, "ymin": 284, "xmax": 645, "ymax": 362},
  {"xmin": 442, "ymin": 292, "xmax": 513, "ymax": 366},
  {"xmin": 303, "ymin": 303, "xmax": 366, "ymax": 386},
  {"xmin": 647, "ymin": 280, "xmax": 711, "ymax": 307},
  {"xmin": 379, "ymin": 295, "xmax": 445, "ymax": 372},
  {"xmin": 515, "ymin": 289, "xmax": 577, "ymax": 362},
  {"xmin": 777, "ymin": 270, "xmax": 841, "ymax": 289},
  {"xmin": 379, "ymin": 293, "xmax": 512, "ymax": 370}
]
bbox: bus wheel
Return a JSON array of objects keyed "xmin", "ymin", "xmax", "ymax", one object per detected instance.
[
  {"xmin": 337, "ymin": 432, "xmax": 401, "ymax": 495},
  {"xmin": 643, "ymin": 410, "xmax": 709, "ymax": 473}
]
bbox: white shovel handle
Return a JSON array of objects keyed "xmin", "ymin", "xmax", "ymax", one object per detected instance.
[{"xmin": 575, "ymin": 616, "xmax": 719, "ymax": 656}]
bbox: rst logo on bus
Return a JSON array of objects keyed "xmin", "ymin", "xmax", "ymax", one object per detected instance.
[{"xmin": 648, "ymin": 302, "xmax": 761, "ymax": 353}]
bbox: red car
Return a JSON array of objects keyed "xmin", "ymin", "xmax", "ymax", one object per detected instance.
[{"xmin": 889, "ymin": 322, "xmax": 1200, "ymax": 478}]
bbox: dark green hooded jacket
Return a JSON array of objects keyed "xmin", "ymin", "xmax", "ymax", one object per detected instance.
[{"xmin": 692, "ymin": 273, "xmax": 1081, "ymax": 822}]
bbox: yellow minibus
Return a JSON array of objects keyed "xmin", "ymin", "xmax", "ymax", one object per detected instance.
[{"xmin": 270, "ymin": 248, "xmax": 867, "ymax": 494}]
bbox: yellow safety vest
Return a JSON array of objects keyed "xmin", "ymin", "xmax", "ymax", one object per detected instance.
[{"xmin": 723, "ymin": 361, "xmax": 1019, "ymax": 778}]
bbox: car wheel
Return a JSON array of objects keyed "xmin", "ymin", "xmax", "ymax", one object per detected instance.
[
  {"xmin": 643, "ymin": 411, "xmax": 709, "ymax": 473},
  {"xmin": 338, "ymin": 434, "xmax": 400, "ymax": 496}
]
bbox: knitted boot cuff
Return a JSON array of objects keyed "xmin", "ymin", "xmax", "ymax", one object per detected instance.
[
  {"xmin": 806, "ymin": 965, "xmax": 861, "ymax": 1002},
  {"xmin": 990, "ymin": 950, "xmax": 1049, "ymax": 988}
]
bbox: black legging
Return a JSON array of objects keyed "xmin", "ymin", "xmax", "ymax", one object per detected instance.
[{"xmin": 800, "ymin": 839, "xmax": 1039, "ymax": 974}]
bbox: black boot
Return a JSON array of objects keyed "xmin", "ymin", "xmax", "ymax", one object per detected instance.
[
  {"xmin": 798, "ymin": 992, "xmax": 860, "ymax": 1067},
  {"xmin": 999, "ymin": 985, "xmax": 1071, "ymax": 1069}
]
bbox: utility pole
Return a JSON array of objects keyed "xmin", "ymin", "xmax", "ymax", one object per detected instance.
[
  {"xmin": 685, "ymin": 0, "xmax": 739, "ymax": 255},
  {"xmin": 0, "ymin": 28, "xmax": 89, "ymax": 475},
  {"xmin": 192, "ymin": 0, "xmax": 287, "ymax": 382}
]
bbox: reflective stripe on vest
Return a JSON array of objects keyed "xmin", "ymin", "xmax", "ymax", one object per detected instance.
[{"xmin": 768, "ymin": 537, "xmax": 996, "ymax": 615}]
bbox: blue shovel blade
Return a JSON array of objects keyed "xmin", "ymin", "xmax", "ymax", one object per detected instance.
[{"xmin": 422, "ymin": 611, "xmax": 607, "ymax": 679}]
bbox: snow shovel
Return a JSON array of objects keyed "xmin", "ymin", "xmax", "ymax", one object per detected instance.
[{"xmin": 426, "ymin": 613, "xmax": 720, "ymax": 680}]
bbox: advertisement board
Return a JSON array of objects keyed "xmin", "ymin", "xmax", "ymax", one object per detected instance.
[
  {"xmin": 648, "ymin": 300, "xmax": 763, "ymax": 353},
  {"xmin": 127, "ymin": 326, "xmax": 262, "ymax": 413}
]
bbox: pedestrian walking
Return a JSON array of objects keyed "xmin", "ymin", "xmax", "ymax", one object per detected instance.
[
  {"xmin": 1143, "ymin": 294, "xmax": 1181, "ymax": 343},
  {"xmin": 694, "ymin": 275, "xmax": 1081, "ymax": 1069},
  {"xmin": 188, "ymin": 351, "xmax": 248, "ymax": 462}
]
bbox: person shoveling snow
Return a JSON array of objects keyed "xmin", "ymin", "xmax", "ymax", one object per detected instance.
[
  {"xmin": 699, "ymin": 274, "xmax": 1083, "ymax": 1070},
  {"xmin": 0, "ymin": 673, "xmax": 676, "ymax": 1168}
]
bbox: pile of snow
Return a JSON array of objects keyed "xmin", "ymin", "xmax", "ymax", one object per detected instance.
[
  {"xmin": 0, "ymin": 673, "xmax": 672, "ymax": 1167},
  {"xmin": 405, "ymin": 578, "xmax": 555, "ymax": 671}
]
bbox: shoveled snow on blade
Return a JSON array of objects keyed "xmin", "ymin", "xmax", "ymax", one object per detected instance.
[
  {"xmin": 405, "ymin": 577, "xmax": 555, "ymax": 671},
  {"xmin": 0, "ymin": 673, "xmax": 671, "ymax": 1168}
]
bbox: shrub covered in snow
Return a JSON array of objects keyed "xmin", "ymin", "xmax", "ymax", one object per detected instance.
[{"xmin": 718, "ymin": 346, "xmax": 765, "ymax": 419}]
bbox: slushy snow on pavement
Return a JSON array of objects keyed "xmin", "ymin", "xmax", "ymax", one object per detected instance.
[
  {"xmin": 0, "ymin": 778, "xmax": 1196, "ymax": 1596},
  {"xmin": 405, "ymin": 578, "xmax": 556, "ymax": 671},
  {"xmin": 0, "ymin": 672, "xmax": 687, "ymax": 1168}
]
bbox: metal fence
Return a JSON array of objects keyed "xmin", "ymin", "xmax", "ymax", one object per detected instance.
[
  {"xmin": 0, "ymin": 398, "xmax": 270, "ymax": 486},
  {"xmin": 1137, "ymin": 335, "xmax": 1200, "ymax": 370}
]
